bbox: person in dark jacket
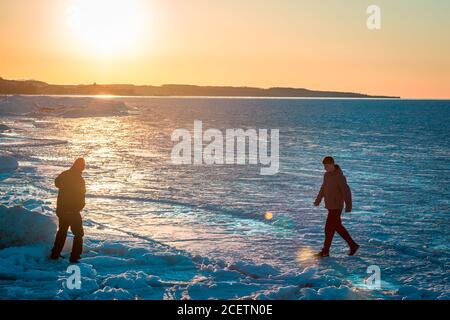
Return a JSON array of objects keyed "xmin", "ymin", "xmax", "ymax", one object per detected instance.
[
  {"xmin": 50, "ymin": 158, "xmax": 86, "ymax": 263},
  {"xmin": 314, "ymin": 156, "xmax": 359, "ymax": 257}
]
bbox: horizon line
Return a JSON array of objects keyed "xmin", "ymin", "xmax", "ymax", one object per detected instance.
[{"xmin": 1, "ymin": 76, "xmax": 402, "ymax": 99}]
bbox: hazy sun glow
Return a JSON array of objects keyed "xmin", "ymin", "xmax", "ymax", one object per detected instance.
[
  {"xmin": 0, "ymin": 0, "xmax": 449, "ymax": 97},
  {"xmin": 66, "ymin": 0, "xmax": 146, "ymax": 56}
]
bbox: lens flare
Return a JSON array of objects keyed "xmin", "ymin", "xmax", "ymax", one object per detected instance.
[
  {"xmin": 296, "ymin": 247, "xmax": 317, "ymax": 266},
  {"xmin": 264, "ymin": 211, "xmax": 273, "ymax": 220}
]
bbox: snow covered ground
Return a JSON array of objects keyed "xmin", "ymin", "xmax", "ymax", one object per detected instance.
[
  {"xmin": 0, "ymin": 96, "xmax": 449, "ymax": 300},
  {"xmin": 3, "ymin": 204, "xmax": 439, "ymax": 300}
]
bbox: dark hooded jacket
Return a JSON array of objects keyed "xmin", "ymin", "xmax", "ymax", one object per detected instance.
[
  {"xmin": 315, "ymin": 165, "xmax": 352, "ymax": 211},
  {"xmin": 55, "ymin": 168, "xmax": 86, "ymax": 215}
]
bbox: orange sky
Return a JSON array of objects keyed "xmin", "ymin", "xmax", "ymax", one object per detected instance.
[{"xmin": 0, "ymin": 0, "xmax": 449, "ymax": 98}]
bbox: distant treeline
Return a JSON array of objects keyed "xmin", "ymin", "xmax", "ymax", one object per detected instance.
[{"xmin": 0, "ymin": 77, "xmax": 399, "ymax": 98}]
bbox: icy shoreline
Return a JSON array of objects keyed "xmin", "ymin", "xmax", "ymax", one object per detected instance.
[
  {"xmin": 0, "ymin": 205, "xmax": 446, "ymax": 300},
  {"xmin": 0, "ymin": 205, "xmax": 362, "ymax": 300},
  {"xmin": 1, "ymin": 97, "xmax": 448, "ymax": 300}
]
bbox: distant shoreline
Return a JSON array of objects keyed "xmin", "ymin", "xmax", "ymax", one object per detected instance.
[
  {"xmin": 3, "ymin": 94, "xmax": 449, "ymax": 101},
  {"xmin": 0, "ymin": 77, "xmax": 399, "ymax": 99},
  {"xmin": 0, "ymin": 94, "xmax": 405, "ymax": 100}
]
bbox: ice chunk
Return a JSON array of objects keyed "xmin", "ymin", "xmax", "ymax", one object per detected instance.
[
  {"xmin": 0, "ymin": 205, "xmax": 56, "ymax": 249},
  {"xmin": 85, "ymin": 287, "xmax": 134, "ymax": 300},
  {"xmin": 103, "ymin": 271, "xmax": 161, "ymax": 289},
  {"xmin": 316, "ymin": 285, "xmax": 360, "ymax": 300},
  {"xmin": 253, "ymin": 285, "xmax": 300, "ymax": 300},
  {"xmin": 80, "ymin": 255, "xmax": 136, "ymax": 267}
]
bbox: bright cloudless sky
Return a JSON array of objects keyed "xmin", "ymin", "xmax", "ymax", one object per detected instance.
[{"xmin": 0, "ymin": 0, "xmax": 449, "ymax": 98}]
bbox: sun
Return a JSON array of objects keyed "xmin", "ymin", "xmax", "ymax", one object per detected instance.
[{"xmin": 66, "ymin": 0, "xmax": 146, "ymax": 56}]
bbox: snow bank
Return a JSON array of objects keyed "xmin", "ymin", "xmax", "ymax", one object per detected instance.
[
  {"xmin": 0, "ymin": 204, "xmax": 443, "ymax": 300},
  {"xmin": 0, "ymin": 220, "xmax": 438, "ymax": 300},
  {"xmin": 0, "ymin": 155, "xmax": 18, "ymax": 172},
  {"xmin": 0, "ymin": 95, "xmax": 128, "ymax": 118},
  {"xmin": 0, "ymin": 205, "xmax": 56, "ymax": 249}
]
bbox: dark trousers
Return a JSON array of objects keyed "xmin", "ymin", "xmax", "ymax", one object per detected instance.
[
  {"xmin": 51, "ymin": 212, "xmax": 84, "ymax": 260},
  {"xmin": 322, "ymin": 209, "xmax": 356, "ymax": 253}
]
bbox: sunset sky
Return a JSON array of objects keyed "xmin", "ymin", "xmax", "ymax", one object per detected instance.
[{"xmin": 0, "ymin": 0, "xmax": 449, "ymax": 98}]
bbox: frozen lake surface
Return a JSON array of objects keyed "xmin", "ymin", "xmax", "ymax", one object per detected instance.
[{"xmin": 1, "ymin": 96, "xmax": 449, "ymax": 299}]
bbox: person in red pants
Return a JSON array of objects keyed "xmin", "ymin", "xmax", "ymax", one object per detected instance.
[
  {"xmin": 50, "ymin": 158, "xmax": 86, "ymax": 263},
  {"xmin": 314, "ymin": 156, "xmax": 359, "ymax": 257}
]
